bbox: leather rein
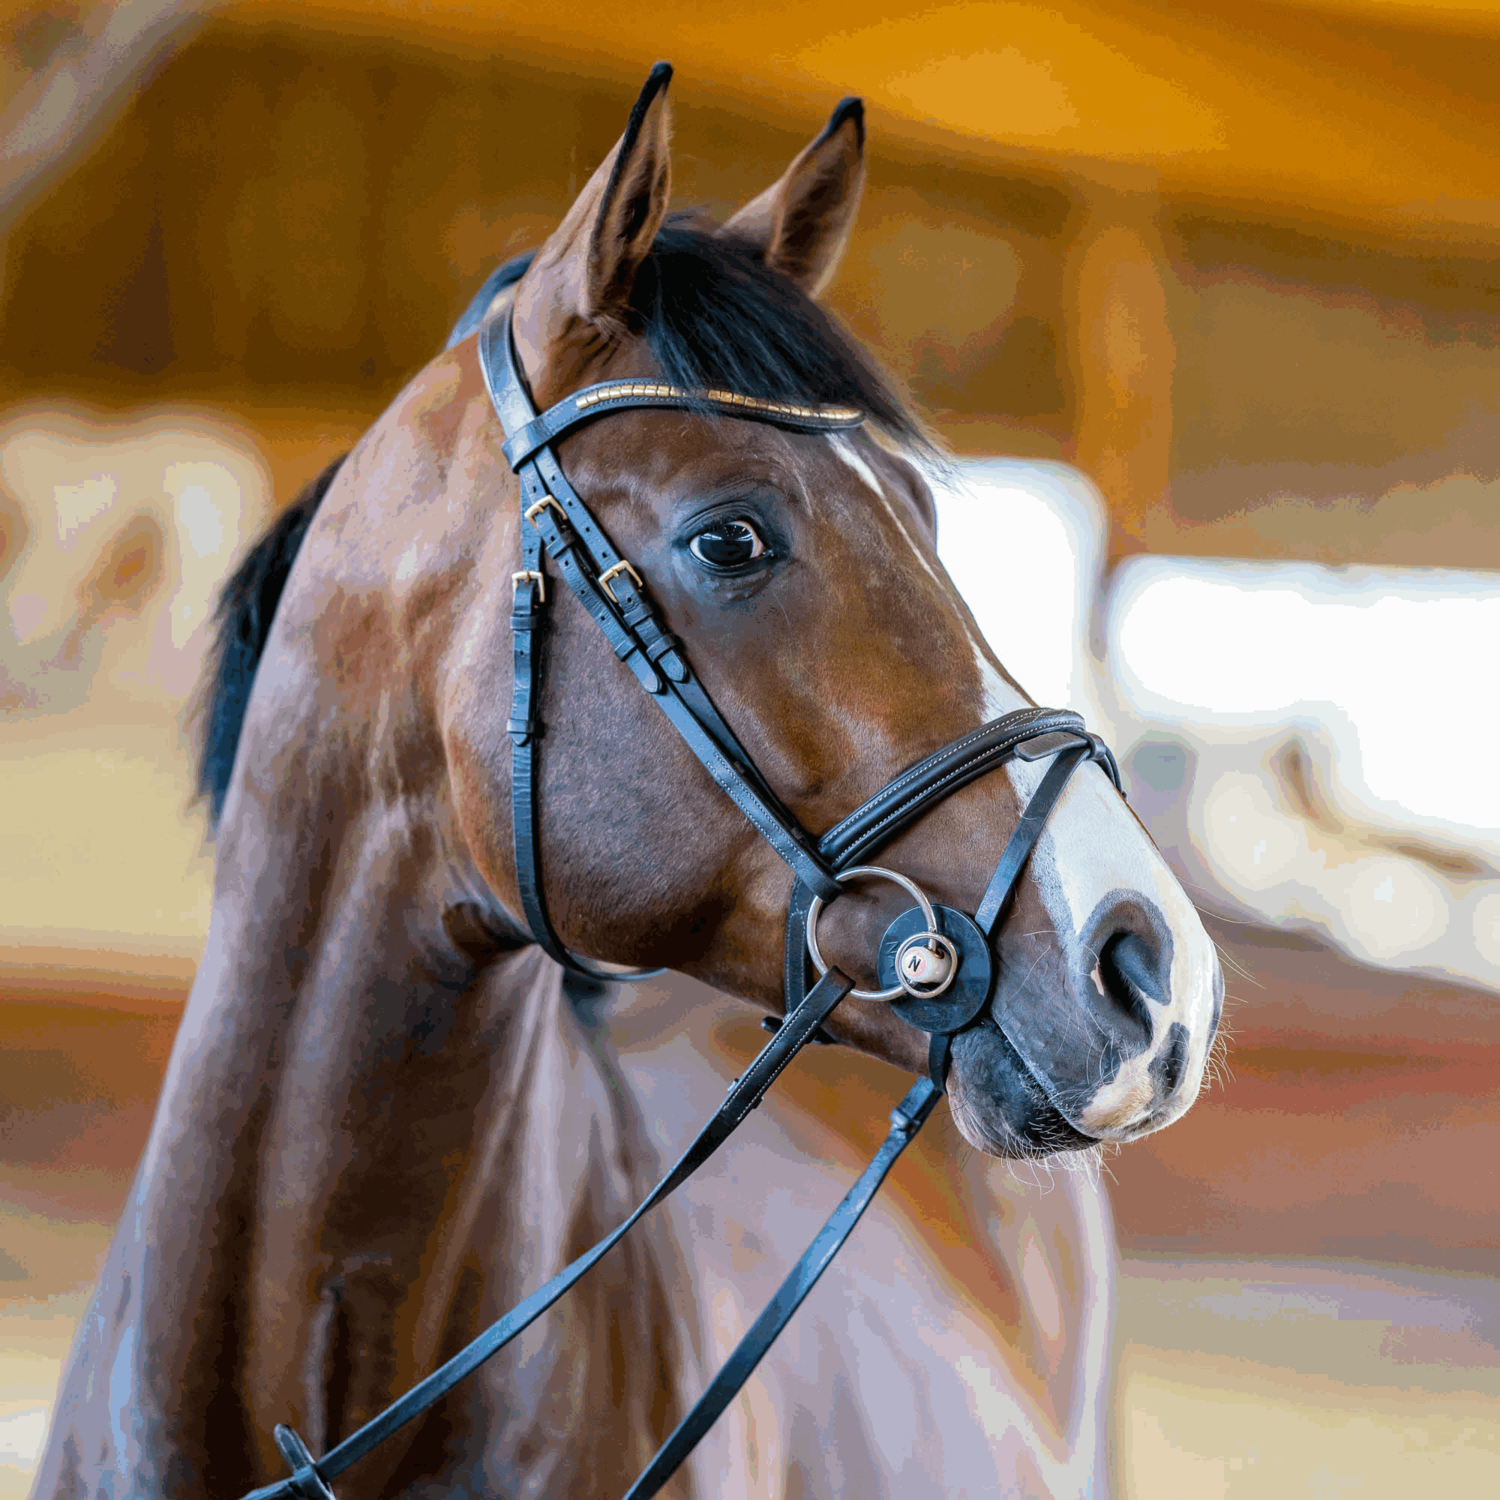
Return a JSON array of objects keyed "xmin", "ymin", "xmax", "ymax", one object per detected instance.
[{"xmin": 243, "ymin": 310, "xmax": 1123, "ymax": 1500}]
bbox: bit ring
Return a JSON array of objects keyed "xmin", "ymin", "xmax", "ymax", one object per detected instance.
[{"xmin": 807, "ymin": 865, "xmax": 944, "ymax": 1002}]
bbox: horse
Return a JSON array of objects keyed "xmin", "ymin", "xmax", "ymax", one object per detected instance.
[{"xmin": 30, "ymin": 66, "xmax": 1222, "ymax": 1500}]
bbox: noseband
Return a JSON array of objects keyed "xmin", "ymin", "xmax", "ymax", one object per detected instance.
[{"xmin": 244, "ymin": 310, "xmax": 1122, "ymax": 1500}]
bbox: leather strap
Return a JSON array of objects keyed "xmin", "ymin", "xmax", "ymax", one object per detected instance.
[
  {"xmin": 779, "ymin": 729, "xmax": 1111, "ymax": 1090},
  {"xmin": 506, "ymin": 484, "xmax": 658, "ymax": 980},
  {"xmin": 817, "ymin": 708, "xmax": 1093, "ymax": 867},
  {"xmin": 778, "ymin": 713, "xmax": 1109, "ymax": 1008},
  {"xmin": 242, "ymin": 967, "xmax": 857, "ymax": 1500},
  {"xmin": 621, "ymin": 1079, "xmax": 942, "ymax": 1500},
  {"xmin": 973, "ymin": 744, "xmax": 1092, "ymax": 936},
  {"xmin": 516, "ymin": 464, "xmax": 840, "ymax": 900}
]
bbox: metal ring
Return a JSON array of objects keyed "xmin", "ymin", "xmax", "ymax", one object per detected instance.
[
  {"xmin": 806, "ymin": 865, "xmax": 939, "ymax": 1002},
  {"xmin": 894, "ymin": 929, "xmax": 960, "ymax": 1000}
]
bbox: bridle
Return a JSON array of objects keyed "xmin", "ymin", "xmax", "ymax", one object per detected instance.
[{"xmin": 243, "ymin": 306, "xmax": 1123, "ymax": 1500}]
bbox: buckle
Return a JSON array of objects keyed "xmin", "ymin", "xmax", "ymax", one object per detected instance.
[
  {"xmin": 512, "ymin": 570, "xmax": 545, "ymax": 603},
  {"xmin": 597, "ymin": 560, "xmax": 644, "ymax": 603},
  {"xmin": 273, "ymin": 1424, "xmax": 336, "ymax": 1500},
  {"xmin": 524, "ymin": 495, "xmax": 566, "ymax": 526}
]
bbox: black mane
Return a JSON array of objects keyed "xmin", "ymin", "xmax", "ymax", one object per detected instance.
[
  {"xmin": 199, "ymin": 218, "xmax": 924, "ymax": 830},
  {"xmin": 193, "ymin": 458, "xmax": 343, "ymax": 828}
]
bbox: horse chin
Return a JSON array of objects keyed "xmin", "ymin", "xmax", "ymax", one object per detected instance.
[{"xmin": 945, "ymin": 1021, "xmax": 1098, "ymax": 1160}]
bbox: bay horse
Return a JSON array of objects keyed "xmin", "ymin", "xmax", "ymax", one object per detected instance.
[{"xmin": 30, "ymin": 67, "xmax": 1221, "ymax": 1500}]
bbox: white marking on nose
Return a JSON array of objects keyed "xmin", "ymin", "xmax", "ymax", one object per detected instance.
[
  {"xmin": 972, "ymin": 642, "xmax": 1024, "ymax": 722},
  {"xmin": 826, "ymin": 432, "xmax": 883, "ymax": 495},
  {"xmin": 826, "ymin": 434, "xmax": 948, "ymax": 595},
  {"xmin": 965, "ymin": 658, "xmax": 1217, "ymax": 1138}
]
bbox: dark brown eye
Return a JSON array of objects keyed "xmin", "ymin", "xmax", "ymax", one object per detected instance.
[{"xmin": 688, "ymin": 519, "xmax": 767, "ymax": 570}]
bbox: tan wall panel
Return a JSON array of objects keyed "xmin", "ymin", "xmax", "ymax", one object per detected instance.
[{"xmin": 4, "ymin": 11, "xmax": 1499, "ymax": 563}]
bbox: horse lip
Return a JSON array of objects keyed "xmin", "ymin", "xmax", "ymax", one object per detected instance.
[
  {"xmin": 972, "ymin": 946, "xmax": 1117, "ymax": 1143},
  {"xmin": 949, "ymin": 1017, "xmax": 1100, "ymax": 1156}
]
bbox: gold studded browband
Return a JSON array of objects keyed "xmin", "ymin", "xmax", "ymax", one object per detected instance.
[
  {"xmin": 575, "ymin": 382, "xmax": 862, "ymax": 422},
  {"xmin": 499, "ymin": 376, "xmax": 866, "ymax": 470}
]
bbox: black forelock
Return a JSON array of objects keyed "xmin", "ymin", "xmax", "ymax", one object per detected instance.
[
  {"xmin": 630, "ymin": 216, "xmax": 927, "ymax": 448},
  {"xmin": 449, "ymin": 216, "xmax": 928, "ymax": 449}
]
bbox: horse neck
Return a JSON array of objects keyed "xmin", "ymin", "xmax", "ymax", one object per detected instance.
[
  {"xmin": 247, "ymin": 942, "xmax": 676, "ymax": 1478},
  {"xmin": 265, "ymin": 946, "xmax": 630, "ymax": 1374}
]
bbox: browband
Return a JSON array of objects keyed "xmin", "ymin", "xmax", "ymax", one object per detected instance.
[{"xmin": 501, "ymin": 379, "xmax": 865, "ymax": 469}]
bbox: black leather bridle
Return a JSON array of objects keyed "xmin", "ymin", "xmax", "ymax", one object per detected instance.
[{"xmin": 244, "ymin": 308, "xmax": 1122, "ymax": 1500}]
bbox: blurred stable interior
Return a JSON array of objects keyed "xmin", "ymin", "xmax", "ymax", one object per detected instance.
[{"xmin": 2, "ymin": 2, "xmax": 1498, "ymax": 1496}]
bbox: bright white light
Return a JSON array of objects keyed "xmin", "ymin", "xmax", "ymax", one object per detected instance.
[
  {"xmin": 0, "ymin": 1404, "xmax": 49, "ymax": 1470},
  {"xmin": 932, "ymin": 460, "xmax": 1103, "ymax": 712},
  {"xmin": 1112, "ymin": 559, "xmax": 1500, "ymax": 838},
  {"xmin": 1342, "ymin": 855, "xmax": 1449, "ymax": 959},
  {"xmin": 174, "ymin": 483, "xmax": 225, "ymax": 559},
  {"xmin": 1199, "ymin": 772, "xmax": 1312, "ymax": 892},
  {"xmin": 1474, "ymin": 892, "xmax": 1500, "ymax": 967}
]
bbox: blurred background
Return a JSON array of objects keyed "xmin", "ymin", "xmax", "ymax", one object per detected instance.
[{"xmin": 1, "ymin": 1, "xmax": 1497, "ymax": 1495}]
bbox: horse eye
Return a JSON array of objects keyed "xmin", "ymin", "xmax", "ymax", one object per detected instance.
[{"xmin": 688, "ymin": 519, "xmax": 768, "ymax": 570}]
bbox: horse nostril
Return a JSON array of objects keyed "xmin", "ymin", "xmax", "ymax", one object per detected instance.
[
  {"xmin": 1092, "ymin": 931, "xmax": 1164, "ymax": 1048},
  {"xmin": 1150, "ymin": 1021, "xmax": 1190, "ymax": 1099}
]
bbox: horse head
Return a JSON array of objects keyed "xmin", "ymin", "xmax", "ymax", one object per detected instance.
[{"xmin": 261, "ymin": 66, "xmax": 1221, "ymax": 1161}]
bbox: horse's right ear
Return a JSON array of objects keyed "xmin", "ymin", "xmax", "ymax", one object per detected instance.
[
  {"xmin": 721, "ymin": 97, "xmax": 866, "ymax": 298},
  {"xmin": 512, "ymin": 64, "xmax": 673, "ymax": 384}
]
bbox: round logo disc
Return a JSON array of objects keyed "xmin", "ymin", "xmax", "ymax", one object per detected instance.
[{"xmin": 877, "ymin": 905, "xmax": 995, "ymax": 1035}]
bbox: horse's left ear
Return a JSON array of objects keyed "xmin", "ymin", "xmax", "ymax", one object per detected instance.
[
  {"xmin": 512, "ymin": 63, "xmax": 673, "ymax": 371},
  {"xmin": 721, "ymin": 97, "xmax": 866, "ymax": 298}
]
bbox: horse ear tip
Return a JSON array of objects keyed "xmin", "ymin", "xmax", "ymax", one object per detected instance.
[{"xmin": 828, "ymin": 96, "xmax": 865, "ymax": 148}]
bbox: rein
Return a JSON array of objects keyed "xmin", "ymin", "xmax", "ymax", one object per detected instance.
[{"xmin": 242, "ymin": 310, "xmax": 1122, "ymax": 1500}]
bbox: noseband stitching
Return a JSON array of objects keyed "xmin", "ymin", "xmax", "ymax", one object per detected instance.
[{"xmin": 826, "ymin": 727, "xmax": 1091, "ymax": 855}]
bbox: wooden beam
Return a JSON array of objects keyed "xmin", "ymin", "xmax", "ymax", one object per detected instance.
[
  {"xmin": 230, "ymin": 0, "xmax": 1500, "ymax": 242},
  {"xmin": 1065, "ymin": 204, "xmax": 1176, "ymax": 566}
]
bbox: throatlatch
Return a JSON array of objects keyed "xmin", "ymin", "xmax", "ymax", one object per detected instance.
[{"xmin": 242, "ymin": 306, "xmax": 1123, "ymax": 1500}]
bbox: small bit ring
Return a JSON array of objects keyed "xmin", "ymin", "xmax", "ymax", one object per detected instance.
[
  {"xmin": 806, "ymin": 865, "xmax": 939, "ymax": 1002},
  {"xmin": 894, "ymin": 929, "xmax": 960, "ymax": 999}
]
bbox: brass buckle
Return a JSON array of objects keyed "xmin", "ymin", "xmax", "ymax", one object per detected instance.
[
  {"xmin": 597, "ymin": 560, "xmax": 644, "ymax": 602},
  {"xmin": 524, "ymin": 495, "xmax": 565, "ymax": 526},
  {"xmin": 512, "ymin": 569, "xmax": 545, "ymax": 602}
]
